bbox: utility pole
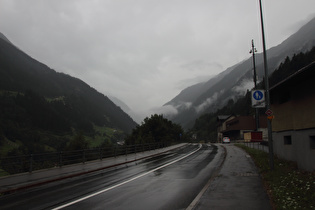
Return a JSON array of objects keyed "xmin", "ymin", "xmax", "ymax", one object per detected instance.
[
  {"xmin": 250, "ymin": 39, "xmax": 260, "ymax": 130},
  {"xmin": 258, "ymin": 0, "xmax": 274, "ymax": 170}
]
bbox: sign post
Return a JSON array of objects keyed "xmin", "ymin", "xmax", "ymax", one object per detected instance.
[{"xmin": 259, "ymin": 0, "xmax": 274, "ymax": 170}]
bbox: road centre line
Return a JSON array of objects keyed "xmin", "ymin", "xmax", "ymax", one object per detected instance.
[{"xmin": 52, "ymin": 144, "xmax": 202, "ymax": 210}]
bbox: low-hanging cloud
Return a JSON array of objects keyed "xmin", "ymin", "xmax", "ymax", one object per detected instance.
[
  {"xmin": 178, "ymin": 101, "xmax": 193, "ymax": 110},
  {"xmin": 151, "ymin": 104, "xmax": 178, "ymax": 117},
  {"xmin": 152, "ymin": 101, "xmax": 192, "ymax": 116},
  {"xmin": 195, "ymin": 90, "xmax": 224, "ymax": 113},
  {"xmin": 232, "ymin": 78, "xmax": 255, "ymax": 96}
]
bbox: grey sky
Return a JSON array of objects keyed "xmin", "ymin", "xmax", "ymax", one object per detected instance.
[{"xmin": 1, "ymin": 0, "xmax": 314, "ymax": 122}]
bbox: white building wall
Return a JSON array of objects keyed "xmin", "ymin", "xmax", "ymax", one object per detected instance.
[{"xmin": 273, "ymin": 128, "xmax": 315, "ymax": 171}]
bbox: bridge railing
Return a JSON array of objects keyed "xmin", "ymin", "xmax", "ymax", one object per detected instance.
[{"xmin": 0, "ymin": 142, "xmax": 170, "ymax": 176}]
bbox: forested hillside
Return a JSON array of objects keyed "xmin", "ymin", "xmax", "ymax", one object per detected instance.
[
  {"xmin": 0, "ymin": 34, "xmax": 137, "ymax": 156},
  {"xmin": 191, "ymin": 46, "xmax": 315, "ymax": 142}
]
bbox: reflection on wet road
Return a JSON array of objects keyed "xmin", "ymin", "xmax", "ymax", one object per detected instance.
[{"xmin": 0, "ymin": 144, "xmax": 225, "ymax": 210}]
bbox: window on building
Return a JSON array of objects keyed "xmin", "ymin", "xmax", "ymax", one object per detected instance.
[
  {"xmin": 310, "ymin": 136, "xmax": 315, "ymax": 149},
  {"xmin": 284, "ymin": 135, "xmax": 292, "ymax": 145}
]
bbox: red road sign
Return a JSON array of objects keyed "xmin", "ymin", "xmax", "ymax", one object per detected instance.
[{"xmin": 265, "ymin": 109, "xmax": 273, "ymax": 116}]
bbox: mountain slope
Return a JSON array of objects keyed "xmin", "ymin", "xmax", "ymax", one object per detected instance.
[
  {"xmin": 164, "ymin": 63, "xmax": 237, "ymax": 109},
  {"xmin": 0, "ymin": 33, "xmax": 137, "ymax": 134},
  {"xmin": 164, "ymin": 17, "xmax": 315, "ymax": 129}
]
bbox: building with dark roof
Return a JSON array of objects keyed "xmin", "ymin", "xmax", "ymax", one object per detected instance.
[
  {"xmin": 217, "ymin": 115, "xmax": 267, "ymax": 142},
  {"xmin": 270, "ymin": 61, "xmax": 315, "ymax": 171}
]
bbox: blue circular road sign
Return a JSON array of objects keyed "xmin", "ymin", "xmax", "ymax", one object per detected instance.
[{"xmin": 253, "ymin": 90, "xmax": 263, "ymax": 100}]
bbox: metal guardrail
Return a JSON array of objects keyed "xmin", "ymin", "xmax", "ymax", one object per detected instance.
[
  {"xmin": 240, "ymin": 142, "xmax": 269, "ymax": 153},
  {"xmin": 0, "ymin": 142, "xmax": 170, "ymax": 176}
]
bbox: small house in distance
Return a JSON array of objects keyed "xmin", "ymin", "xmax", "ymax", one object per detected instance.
[
  {"xmin": 217, "ymin": 115, "xmax": 267, "ymax": 142},
  {"xmin": 270, "ymin": 61, "xmax": 315, "ymax": 171},
  {"xmin": 217, "ymin": 115, "xmax": 231, "ymax": 142}
]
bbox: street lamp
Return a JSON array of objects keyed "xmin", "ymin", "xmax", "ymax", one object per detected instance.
[{"xmin": 258, "ymin": 0, "xmax": 274, "ymax": 170}]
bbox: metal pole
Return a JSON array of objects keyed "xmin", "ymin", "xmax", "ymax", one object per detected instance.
[
  {"xmin": 250, "ymin": 39, "xmax": 260, "ymax": 130},
  {"xmin": 258, "ymin": 0, "xmax": 274, "ymax": 170}
]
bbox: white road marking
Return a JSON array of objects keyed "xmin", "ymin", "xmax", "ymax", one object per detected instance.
[{"xmin": 52, "ymin": 144, "xmax": 202, "ymax": 210}]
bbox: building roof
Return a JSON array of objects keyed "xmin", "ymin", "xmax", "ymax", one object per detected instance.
[
  {"xmin": 217, "ymin": 115, "xmax": 231, "ymax": 121},
  {"xmin": 270, "ymin": 61, "xmax": 315, "ymax": 91}
]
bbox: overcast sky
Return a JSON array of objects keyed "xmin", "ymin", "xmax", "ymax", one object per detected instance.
[{"xmin": 1, "ymin": 0, "xmax": 315, "ymax": 122}]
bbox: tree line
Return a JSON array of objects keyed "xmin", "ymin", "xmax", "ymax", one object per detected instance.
[{"xmin": 125, "ymin": 114, "xmax": 185, "ymax": 145}]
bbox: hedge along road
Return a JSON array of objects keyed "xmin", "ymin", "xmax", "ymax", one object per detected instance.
[{"xmin": 0, "ymin": 144, "xmax": 225, "ymax": 210}]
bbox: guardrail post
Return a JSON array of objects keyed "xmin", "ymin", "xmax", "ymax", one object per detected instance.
[
  {"xmin": 29, "ymin": 154, "xmax": 33, "ymax": 173},
  {"xmin": 83, "ymin": 149, "xmax": 86, "ymax": 163},
  {"xmin": 59, "ymin": 151, "xmax": 63, "ymax": 167},
  {"xmin": 99, "ymin": 148, "xmax": 102, "ymax": 160}
]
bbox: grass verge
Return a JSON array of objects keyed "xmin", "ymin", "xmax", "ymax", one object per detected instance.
[{"xmin": 235, "ymin": 144, "xmax": 314, "ymax": 210}]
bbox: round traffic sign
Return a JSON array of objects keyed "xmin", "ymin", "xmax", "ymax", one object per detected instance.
[{"xmin": 253, "ymin": 90, "xmax": 263, "ymax": 100}]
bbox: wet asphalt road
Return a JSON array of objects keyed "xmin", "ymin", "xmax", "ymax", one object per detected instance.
[{"xmin": 0, "ymin": 144, "xmax": 224, "ymax": 210}]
